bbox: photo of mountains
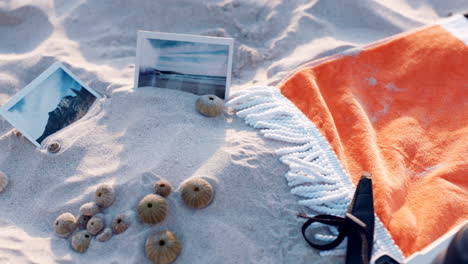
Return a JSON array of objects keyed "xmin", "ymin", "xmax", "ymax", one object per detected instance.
[
  {"xmin": 36, "ymin": 86, "xmax": 95, "ymax": 143},
  {"xmin": 4, "ymin": 67, "xmax": 97, "ymax": 145}
]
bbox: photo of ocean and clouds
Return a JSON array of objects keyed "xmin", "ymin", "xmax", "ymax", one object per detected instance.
[
  {"xmin": 1, "ymin": 66, "xmax": 97, "ymax": 146},
  {"xmin": 137, "ymin": 37, "xmax": 231, "ymax": 99}
]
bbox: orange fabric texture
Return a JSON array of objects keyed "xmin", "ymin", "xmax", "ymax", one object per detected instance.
[{"xmin": 279, "ymin": 25, "xmax": 468, "ymax": 256}]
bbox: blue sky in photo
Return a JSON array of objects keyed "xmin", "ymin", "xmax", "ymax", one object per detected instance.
[
  {"xmin": 139, "ymin": 38, "xmax": 229, "ymax": 77},
  {"xmin": 5, "ymin": 68, "xmax": 82, "ymax": 140}
]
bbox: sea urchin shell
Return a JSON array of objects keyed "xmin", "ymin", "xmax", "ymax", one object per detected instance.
[
  {"xmin": 0, "ymin": 170, "xmax": 8, "ymax": 193},
  {"xmin": 145, "ymin": 230, "xmax": 181, "ymax": 264},
  {"xmin": 97, "ymin": 227, "xmax": 112, "ymax": 242},
  {"xmin": 54, "ymin": 213, "xmax": 77, "ymax": 238},
  {"xmin": 87, "ymin": 213, "xmax": 105, "ymax": 235},
  {"xmin": 77, "ymin": 214, "xmax": 91, "ymax": 229},
  {"xmin": 137, "ymin": 194, "xmax": 168, "ymax": 224},
  {"xmin": 112, "ymin": 212, "xmax": 131, "ymax": 234},
  {"xmin": 71, "ymin": 230, "xmax": 92, "ymax": 253},
  {"xmin": 181, "ymin": 178, "xmax": 213, "ymax": 209},
  {"xmin": 154, "ymin": 180, "xmax": 172, "ymax": 198},
  {"xmin": 79, "ymin": 202, "xmax": 100, "ymax": 216},
  {"xmin": 95, "ymin": 184, "xmax": 115, "ymax": 208},
  {"xmin": 48, "ymin": 142, "xmax": 61, "ymax": 153},
  {"xmin": 196, "ymin": 94, "xmax": 224, "ymax": 117}
]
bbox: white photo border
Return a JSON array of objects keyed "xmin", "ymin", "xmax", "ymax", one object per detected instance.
[
  {"xmin": 0, "ymin": 62, "xmax": 101, "ymax": 148},
  {"xmin": 134, "ymin": 31, "xmax": 234, "ymax": 100}
]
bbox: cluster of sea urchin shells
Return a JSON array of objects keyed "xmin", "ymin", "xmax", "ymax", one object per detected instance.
[
  {"xmin": 138, "ymin": 177, "xmax": 214, "ymax": 263},
  {"xmin": 53, "ymin": 176, "xmax": 215, "ymax": 262},
  {"xmin": 54, "ymin": 183, "xmax": 127, "ymax": 253},
  {"xmin": 138, "ymin": 179, "xmax": 180, "ymax": 263}
]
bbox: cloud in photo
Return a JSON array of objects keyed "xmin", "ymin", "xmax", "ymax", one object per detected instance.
[{"xmin": 140, "ymin": 39, "xmax": 229, "ymax": 77}]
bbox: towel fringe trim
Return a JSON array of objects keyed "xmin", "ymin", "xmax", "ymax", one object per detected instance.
[{"xmin": 228, "ymin": 86, "xmax": 404, "ymax": 263}]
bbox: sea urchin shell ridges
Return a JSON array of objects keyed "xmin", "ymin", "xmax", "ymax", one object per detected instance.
[
  {"xmin": 137, "ymin": 194, "xmax": 168, "ymax": 225},
  {"xmin": 48, "ymin": 142, "xmax": 61, "ymax": 153},
  {"xmin": 145, "ymin": 230, "xmax": 181, "ymax": 264},
  {"xmin": 71, "ymin": 230, "xmax": 92, "ymax": 253},
  {"xmin": 154, "ymin": 180, "xmax": 172, "ymax": 198},
  {"xmin": 95, "ymin": 184, "xmax": 115, "ymax": 208},
  {"xmin": 77, "ymin": 214, "xmax": 91, "ymax": 229},
  {"xmin": 196, "ymin": 94, "xmax": 224, "ymax": 117},
  {"xmin": 97, "ymin": 227, "xmax": 112, "ymax": 242},
  {"xmin": 79, "ymin": 202, "xmax": 100, "ymax": 216},
  {"xmin": 181, "ymin": 178, "xmax": 213, "ymax": 209},
  {"xmin": 112, "ymin": 212, "xmax": 131, "ymax": 234},
  {"xmin": 87, "ymin": 213, "xmax": 105, "ymax": 235},
  {"xmin": 54, "ymin": 213, "xmax": 77, "ymax": 238}
]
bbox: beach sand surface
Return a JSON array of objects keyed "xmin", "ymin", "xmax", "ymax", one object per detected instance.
[{"xmin": 0, "ymin": 0, "xmax": 466, "ymax": 263}]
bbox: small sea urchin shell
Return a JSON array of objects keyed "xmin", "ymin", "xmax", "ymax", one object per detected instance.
[
  {"xmin": 79, "ymin": 202, "xmax": 100, "ymax": 216},
  {"xmin": 95, "ymin": 184, "xmax": 115, "ymax": 208},
  {"xmin": 54, "ymin": 213, "xmax": 77, "ymax": 238},
  {"xmin": 48, "ymin": 142, "xmax": 61, "ymax": 153},
  {"xmin": 154, "ymin": 180, "xmax": 172, "ymax": 198},
  {"xmin": 196, "ymin": 94, "xmax": 224, "ymax": 117},
  {"xmin": 145, "ymin": 230, "xmax": 181, "ymax": 264},
  {"xmin": 87, "ymin": 213, "xmax": 105, "ymax": 235},
  {"xmin": 112, "ymin": 212, "xmax": 131, "ymax": 234},
  {"xmin": 181, "ymin": 178, "xmax": 213, "ymax": 209},
  {"xmin": 0, "ymin": 170, "xmax": 8, "ymax": 193},
  {"xmin": 97, "ymin": 227, "xmax": 112, "ymax": 242},
  {"xmin": 77, "ymin": 215, "xmax": 91, "ymax": 229},
  {"xmin": 137, "ymin": 194, "xmax": 168, "ymax": 224},
  {"xmin": 71, "ymin": 230, "xmax": 92, "ymax": 253}
]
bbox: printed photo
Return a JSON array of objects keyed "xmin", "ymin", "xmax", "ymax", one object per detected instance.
[
  {"xmin": 0, "ymin": 63, "xmax": 100, "ymax": 147},
  {"xmin": 135, "ymin": 31, "xmax": 234, "ymax": 100}
]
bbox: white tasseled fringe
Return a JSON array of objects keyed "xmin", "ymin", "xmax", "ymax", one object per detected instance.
[{"xmin": 227, "ymin": 86, "xmax": 405, "ymax": 263}]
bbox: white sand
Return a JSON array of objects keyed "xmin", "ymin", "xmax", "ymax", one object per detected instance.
[{"xmin": 0, "ymin": 1, "xmax": 466, "ymax": 263}]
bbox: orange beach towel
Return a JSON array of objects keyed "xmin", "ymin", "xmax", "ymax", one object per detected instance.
[{"xmin": 229, "ymin": 14, "xmax": 468, "ymax": 262}]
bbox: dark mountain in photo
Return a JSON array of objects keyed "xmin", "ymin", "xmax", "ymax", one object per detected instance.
[{"xmin": 37, "ymin": 87, "xmax": 96, "ymax": 144}]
